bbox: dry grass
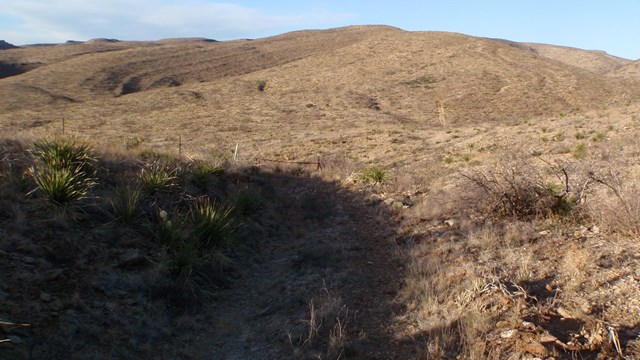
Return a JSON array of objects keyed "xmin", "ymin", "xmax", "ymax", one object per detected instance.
[{"xmin": 3, "ymin": 26, "xmax": 640, "ymax": 359}]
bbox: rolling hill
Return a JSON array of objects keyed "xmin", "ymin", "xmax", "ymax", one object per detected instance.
[
  {"xmin": 0, "ymin": 25, "xmax": 638, "ymax": 155},
  {"xmin": 4, "ymin": 26, "xmax": 640, "ymax": 359}
]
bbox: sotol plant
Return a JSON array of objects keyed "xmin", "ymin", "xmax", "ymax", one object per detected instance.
[
  {"xmin": 191, "ymin": 198, "xmax": 236, "ymax": 251},
  {"xmin": 29, "ymin": 138, "xmax": 96, "ymax": 204},
  {"xmin": 360, "ymin": 166, "xmax": 388, "ymax": 184}
]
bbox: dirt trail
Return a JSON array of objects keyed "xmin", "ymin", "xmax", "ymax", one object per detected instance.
[{"xmin": 198, "ymin": 173, "xmax": 415, "ymax": 359}]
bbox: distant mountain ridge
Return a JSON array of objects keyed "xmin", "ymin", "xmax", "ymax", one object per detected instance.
[{"xmin": 0, "ymin": 40, "xmax": 18, "ymax": 50}]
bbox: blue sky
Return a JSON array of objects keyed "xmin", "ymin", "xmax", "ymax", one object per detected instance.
[{"xmin": 1, "ymin": 1, "xmax": 638, "ymax": 59}]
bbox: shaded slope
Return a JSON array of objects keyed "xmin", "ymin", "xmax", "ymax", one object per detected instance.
[
  {"xmin": 523, "ymin": 42, "xmax": 630, "ymax": 74},
  {"xmin": 610, "ymin": 60, "xmax": 640, "ymax": 81}
]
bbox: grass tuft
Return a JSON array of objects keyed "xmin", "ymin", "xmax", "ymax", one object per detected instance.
[
  {"xmin": 191, "ymin": 198, "xmax": 236, "ymax": 251},
  {"xmin": 111, "ymin": 185, "xmax": 141, "ymax": 225},
  {"xmin": 140, "ymin": 162, "xmax": 176, "ymax": 194},
  {"xmin": 360, "ymin": 166, "xmax": 388, "ymax": 184},
  {"xmin": 29, "ymin": 137, "xmax": 96, "ymax": 204}
]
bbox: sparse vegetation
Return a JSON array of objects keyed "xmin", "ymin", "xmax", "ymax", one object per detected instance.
[
  {"xmin": 360, "ymin": 166, "xmax": 388, "ymax": 184},
  {"xmin": 29, "ymin": 137, "xmax": 96, "ymax": 204},
  {"xmin": 3, "ymin": 26, "xmax": 640, "ymax": 359}
]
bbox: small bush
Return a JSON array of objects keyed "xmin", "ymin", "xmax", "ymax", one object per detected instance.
[
  {"xmin": 360, "ymin": 166, "xmax": 388, "ymax": 184},
  {"xmin": 573, "ymin": 143, "xmax": 588, "ymax": 159},
  {"xmin": 140, "ymin": 163, "xmax": 175, "ymax": 194},
  {"xmin": 32, "ymin": 137, "xmax": 96, "ymax": 173},
  {"xmin": 461, "ymin": 156, "xmax": 582, "ymax": 220},
  {"xmin": 189, "ymin": 161, "xmax": 223, "ymax": 190},
  {"xmin": 232, "ymin": 188, "xmax": 265, "ymax": 217},
  {"xmin": 111, "ymin": 185, "xmax": 141, "ymax": 225},
  {"xmin": 191, "ymin": 198, "xmax": 236, "ymax": 251},
  {"xmin": 29, "ymin": 138, "xmax": 96, "ymax": 204},
  {"xmin": 30, "ymin": 164, "xmax": 94, "ymax": 204}
]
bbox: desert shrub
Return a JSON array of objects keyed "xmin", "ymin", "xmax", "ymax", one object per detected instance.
[
  {"xmin": 360, "ymin": 166, "xmax": 388, "ymax": 184},
  {"xmin": 232, "ymin": 188, "xmax": 265, "ymax": 217},
  {"xmin": 140, "ymin": 162, "xmax": 176, "ymax": 194},
  {"xmin": 32, "ymin": 137, "xmax": 96, "ymax": 173},
  {"xmin": 461, "ymin": 156, "xmax": 583, "ymax": 220},
  {"xmin": 190, "ymin": 198, "xmax": 236, "ymax": 251},
  {"xmin": 110, "ymin": 185, "xmax": 141, "ymax": 225},
  {"xmin": 29, "ymin": 137, "xmax": 96, "ymax": 204},
  {"xmin": 189, "ymin": 160, "xmax": 223, "ymax": 190},
  {"xmin": 588, "ymin": 170, "xmax": 640, "ymax": 236},
  {"xmin": 573, "ymin": 142, "xmax": 588, "ymax": 159}
]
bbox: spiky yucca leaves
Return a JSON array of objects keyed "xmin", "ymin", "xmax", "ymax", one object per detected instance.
[
  {"xmin": 111, "ymin": 185, "xmax": 141, "ymax": 225},
  {"xmin": 360, "ymin": 166, "xmax": 388, "ymax": 184},
  {"xmin": 191, "ymin": 198, "xmax": 236, "ymax": 252},
  {"xmin": 29, "ymin": 138, "xmax": 96, "ymax": 204},
  {"xmin": 140, "ymin": 162, "xmax": 176, "ymax": 194},
  {"xmin": 190, "ymin": 160, "xmax": 224, "ymax": 190},
  {"xmin": 32, "ymin": 137, "xmax": 96, "ymax": 173},
  {"xmin": 233, "ymin": 188, "xmax": 265, "ymax": 217}
]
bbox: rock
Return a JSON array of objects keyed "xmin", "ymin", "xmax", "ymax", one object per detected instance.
[
  {"xmin": 401, "ymin": 196, "xmax": 413, "ymax": 206},
  {"xmin": 590, "ymin": 225, "xmax": 600, "ymax": 234},
  {"xmin": 522, "ymin": 321, "xmax": 535, "ymax": 329},
  {"xmin": 557, "ymin": 307, "xmax": 574, "ymax": 319},
  {"xmin": 500, "ymin": 329, "xmax": 517, "ymax": 338},
  {"xmin": 524, "ymin": 341, "xmax": 548, "ymax": 357},
  {"xmin": 7, "ymin": 335, "xmax": 23, "ymax": 344},
  {"xmin": 540, "ymin": 334, "xmax": 557, "ymax": 343},
  {"xmin": 444, "ymin": 219, "xmax": 456, "ymax": 227},
  {"xmin": 21, "ymin": 256, "xmax": 36, "ymax": 264},
  {"xmin": 40, "ymin": 292, "xmax": 52, "ymax": 302},
  {"xmin": 367, "ymin": 194, "xmax": 384, "ymax": 205},
  {"xmin": 48, "ymin": 300, "xmax": 64, "ymax": 311},
  {"xmin": 538, "ymin": 230, "xmax": 550, "ymax": 236},
  {"xmin": 43, "ymin": 269, "xmax": 64, "ymax": 281},
  {"xmin": 118, "ymin": 249, "xmax": 147, "ymax": 268}
]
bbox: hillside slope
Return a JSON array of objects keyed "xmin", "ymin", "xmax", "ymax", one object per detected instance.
[
  {"xmin": 523, "ymin": 42, "xmax": 630, "ymax": 74},
  {"xmin": 610, "ymin": 60, "xmax": 640, "ymax": 81},
  {"xmin": 1, "ymin": 26, "xmax": 639, "ymax": 146}
]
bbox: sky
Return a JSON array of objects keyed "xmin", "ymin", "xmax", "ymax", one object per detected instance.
[{"xmin": 1, "ymin": 0, "xmax": 638, "ymax": 60}]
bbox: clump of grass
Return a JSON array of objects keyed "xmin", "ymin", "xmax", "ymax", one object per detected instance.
[
  {"xmin": 573, "ymin": 142, "xmax": 588, "ymax": 159},
  {"xmin": 140, "ymin": 163, "xmax": 175, "ymax": 194},
  {"xmin": 30, "ymin": 165, "xmax": 95, "ymax": 204},
  {"xmin": 232, "ymin": 188, "xmax": 265, "ymax": 217},
  {"xmin": 32, "ymin": 137, "xmax": 96, "ymax": 173},
  {"xmin": 29, "ymin": 137, "xmax": 96, "ymax": 204},
  {"xmin": 191, "ymin": 198, "xmax": 236, "ymax": 251},
  {"xmin": 111, "ymin": 185, "xmax": 141, "ymax": 225},
  {"xmin": 360, "ymin": 166, "xmax": 388, "ymax": 184},
  {"xmin": 592, "ymin": 132, "xmax": 606, "ymax": 142},
  {"xmin": 189, "ymin": 161, "xmax": 223, "ymax": 190}
]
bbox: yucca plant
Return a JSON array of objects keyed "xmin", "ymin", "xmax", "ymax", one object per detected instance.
[
  {"xmin": 140, "ymin": 163, "xmax": 175, "ymax": 194},
  {"xmin": 232, "ymin": 188, "xmax": 265, "ymax": 217},
  {"xmin": 190, "ymin": 161, "xmax": 224, "ymax": 190},
  {"xmin": 190, "ymin": 198, "xmax": 236, "ymax": 251},
  {"xmin": 360, "ymin": 166, "xmax": 388, "ymax": 184},
  {"xmin": 30, "ymin": 164, "xmax": 94, "ymax": 204},
  {"xmin": 32, "ymin": 137, "xmax": 96, "ymax": 173},
  {"xmin": 29, "ymin": 137, "xmax": 97, "ymax": 204},
  {"xmin": 111, "ymin": 185, "xmax": 141, "ymax": 225}
]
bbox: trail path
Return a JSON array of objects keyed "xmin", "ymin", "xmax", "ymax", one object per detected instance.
[{"xmin": 199, "ymin": 174, "xmax": 416, "ymax": 359}]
